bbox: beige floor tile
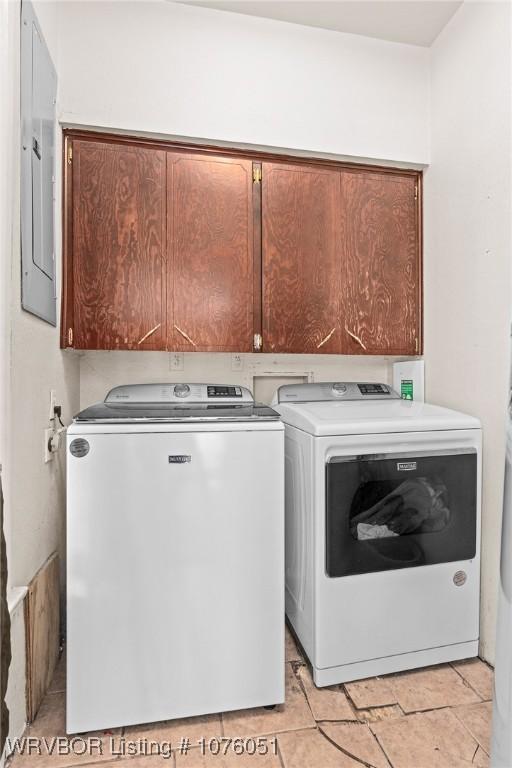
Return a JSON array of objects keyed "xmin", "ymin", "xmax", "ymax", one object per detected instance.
[
  {"xmin": 8, "ymin": 659, "xmax": 493, "ymax": 768},
  {"xmin": 371, "ymin": 708, "xmax": 479, "ymax": 768},
  {"xmin": 278, "ymin": 728, "xmax": 362, "ymax": 768},
  {"xmin": 124, "ymin": 714, "xmax": 222, "ymax": 751},
  {"xmin": 175, "ymin": 741, "xmax": 281, "ymax": 767},
  {"xmin": 474, "ymin": 746, "xmax": 491, "ymax": 768},
  {"xmin": 8, "ymin": 692, "xmax": 122, "ymax": 768},
  {"xmin": 320, "ymin": 722, "xmax": 390, "ymax": 768},
  {"xmin": 454, "ymin": 701, "xmax": 492, "ymax": 756},
  {"xmin": 452, "ymin": 659, "xmax": 494, "ymax": 701},
  {"xmin": 344, "ymin": 677, "xmax": 398, "ymax": 710},
  {"xmin": 48, "ymin": 651, "xmax": 66, "ymax": 694},
  {"xmin": 355, "ymin": 705, "xmax": 403, "ymax": 724},
  {"xmin": 285, "ymin": 626, "xmax": 303, "ymax": 663},
  {"xmin": 296, "ymin": 666, "xmax": 356, "ymax": 722},
  {"xmin": 389, "ymin": 665, "xmax": 481, "ymax": 713},
  {"xmin": 222, "ymin": 665, "xmax": 314, "ymax": 738}
]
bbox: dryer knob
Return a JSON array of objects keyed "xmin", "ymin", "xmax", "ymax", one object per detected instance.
[
  {"xmin": 174, "ymin": 384, "xmax": 190, "ymax": 398},
  {"xmin": 332, "ymin": 383, "xmax": 347, "ymax": 396}
]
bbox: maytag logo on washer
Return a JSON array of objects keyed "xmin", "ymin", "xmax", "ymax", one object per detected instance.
[
  {"xmin": 397, "ymin": 461, "xmax": 417, "ymax": 471},
  {"xmin": 168, "ymin": 455, "xmax": 191, "ymax": 464},
  {"xmin": 69, "ymin": 438, "xmax": 90, "ymax": 458}
]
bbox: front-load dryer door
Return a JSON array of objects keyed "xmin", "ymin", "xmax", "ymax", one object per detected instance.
[
  {"xmin": 314, "ymin": 429, "xmax": 481, "ymax": 670},
  {"xmin": 326, "ymin": 449, "xmax": 477, "ymax": 577}
]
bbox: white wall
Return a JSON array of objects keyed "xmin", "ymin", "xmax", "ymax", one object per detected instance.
[
  {"xmin": 1, "ymin": 0, "xmax": 80, "ymax": 748},
  {"xmin": 424, "ymin": 0, "xmax": 512, "ymax": 663},
  {"xmin": 0, "ymin": 1, "xmax": 13, "ymax": 487},
  {"xmin": 5, "ymin": 0, "xmax": 80, "ymax": 592},
  {"xmin": 79, "ymin": 351, "xmax": 394, "ymax": 409},
  {"xmin": 56, "ymin": 0, "xmax": 430, "ymax": 166},
  {"xmin": 0, "ymin": 3, "xmax": 19, "ymax": 754}
]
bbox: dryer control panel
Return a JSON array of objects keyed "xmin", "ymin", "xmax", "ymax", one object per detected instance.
[{"xmin": 275, "ymin": 382, "xmax": 400, "ymax": 404}]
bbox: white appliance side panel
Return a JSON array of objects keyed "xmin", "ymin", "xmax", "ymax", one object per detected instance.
[
  {"xmin": 313, "ymin": 430, "xmax": 482, "ymax": 670},
  {"xmin": 67, "ymin": 430, "xmax": 284, "ymax": 733},
  {"xmin": 284, "ymin": 427, "xmax": 315, "ymax": 660}
]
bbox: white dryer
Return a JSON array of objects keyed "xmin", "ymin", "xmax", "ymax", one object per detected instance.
[
  {"xmin": 273, "ymin": 382, "xmax": 481, "ymax": 686},
  {"xmin": 67, "ymin": 384, "xmax": 284, "ymax": 733}
]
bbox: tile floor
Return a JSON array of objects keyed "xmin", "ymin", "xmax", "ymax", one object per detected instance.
[{"xmin": 7, "ymin": 627, "xmax": 494, "ymax": 768}]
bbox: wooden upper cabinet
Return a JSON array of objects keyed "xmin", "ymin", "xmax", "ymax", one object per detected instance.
[
  {"xmin": 262, "ymin": 162, "xmax": 342, "ymax": 353},
  {"xmin": 167, "ymin": 153, "xmax": 255, "ymax": 352},
  {"xmin": 340, "ymin": 170, "xmax": 421, "ymax": 355},
  {"xmin": 62, "ymin": 131, "xmax": 422, "ymax": 356},
  {"xmin": 68, "ymin": 139, "xmax": 165, "ymax": 350}
]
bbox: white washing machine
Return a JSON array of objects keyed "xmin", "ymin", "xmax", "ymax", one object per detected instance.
[
  {"xmin": 67, "ymin": 383, "xmax": 284, "ymax": 733},
  {"xmin": 273, "ymin": 382, "xmax": 481, "ymax": 686}
]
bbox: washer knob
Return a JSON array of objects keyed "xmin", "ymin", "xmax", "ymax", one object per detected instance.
[
  {"xmin": 332, "ymin": 383, "xmax": 347, "ymax": 396},
  {"xmin": 174, "ymin": 384, "xmax": 190, "ymax": 398}
]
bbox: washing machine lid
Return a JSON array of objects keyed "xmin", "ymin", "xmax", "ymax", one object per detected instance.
[
  {"xmin": 274, "ymin": 382, "xmax": 480, "ymax": 436},
  {"xmin": 74, "ymin": 383, "xmax": 280, "ymax": 423}
]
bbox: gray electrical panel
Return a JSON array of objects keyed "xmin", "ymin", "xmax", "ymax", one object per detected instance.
[{"xmin": 20, "ymin": 0, "xmax": 57, "ymax": 325}]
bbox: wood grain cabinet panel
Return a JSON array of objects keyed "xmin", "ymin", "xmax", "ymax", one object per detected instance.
[
  {"xmin": 71, "ymin": 140, "xmax": 165, "ymax": 350},
  {"xmin": 340, "ymin": 170, "xmax": 421, "ymax": 355},
  {"xmin": 62, "ymin": 131, "xmax": 422, "ymax": 356},
  {"xmin": 262, "ymin": 162, "xmax": 342, "ymax": 353},
  {"xmin": 167, "ymin": 153, "xmax": 254, "ymax": 352}
]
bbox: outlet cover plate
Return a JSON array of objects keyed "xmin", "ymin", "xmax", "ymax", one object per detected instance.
[
  {"xmin": 44, "ymin": 428, "xmax": 54, "ymax": 463},
  {"xmin": 231, "ymin": 354, "xmax": 243, "ymax": 371},
  {"xmin": 169, "ymin": 352, "xmax": 184, "ymax": 371}
]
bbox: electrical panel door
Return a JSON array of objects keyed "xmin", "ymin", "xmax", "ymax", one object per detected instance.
[{"xmin": 21, "ymin": 0, "xmax": 57, "ymax": 325}]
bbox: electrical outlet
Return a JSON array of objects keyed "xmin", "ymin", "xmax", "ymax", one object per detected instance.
[
  {"xmin": 169, "ymin": 352, "xmax": 184, "ymax": 371},
  {"xmin": 49, "ymin": 390, "xmax": 57, "ymax": 422},
  {"xmin": 44, "ymin": 428, "xmax": 54, "ymax": 463},
  {"xmin": 231, "ymin": 353, "xmax": 243, "ymax": 371}
]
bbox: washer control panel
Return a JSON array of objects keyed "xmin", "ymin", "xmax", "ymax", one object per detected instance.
[
  {"xmin": 357, "ymin": 383, "xmax": 390, "ymax": 395},
  {"xmin": 105, "ymin": 383, "xmax": 253, "ymax": 404},
  {"xmin": 207, "ymin": 385, "xmax": 243, "ymax": 398},
  {"xmin": 276, "ymin": 382, "xmax": 400, "ymax": 404}
]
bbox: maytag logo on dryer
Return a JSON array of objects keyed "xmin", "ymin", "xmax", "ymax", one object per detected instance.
[
  {"xmin": 168, "ymin": 455, "xmax": 191, "ymax": 464},
  {"xmin": 397, "ymin": 461, "xmax": 417, "ymax": 472}
]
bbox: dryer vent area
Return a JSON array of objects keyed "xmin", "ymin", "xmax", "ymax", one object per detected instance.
[{"xmin": 8, "ymin": 626, "xmax": 493, "ymax": 768}]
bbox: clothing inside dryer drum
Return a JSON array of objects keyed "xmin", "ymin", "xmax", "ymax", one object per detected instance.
[
  {"xmin": 326, "ymin": 451, "xmax": 477, "ymax": 577},
  {"xmin": 349, "ymin": 477, "xmax": 450, "ymax": 540}
]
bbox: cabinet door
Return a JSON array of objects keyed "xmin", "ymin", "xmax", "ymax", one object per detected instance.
[
  {"xmin": 167, "ymin": 153, "xmax": 254, "ymax": 352},
  {"xmin": 71, "ymin": 140, "xmax": 165, "ymax": 350},
  {"xmin": 262, "ymin": 162, "xmax": 342, "ymax": 353},
  {"xmin": 340, "ymin": 170, "xmax": 421, "ymax": 355}
]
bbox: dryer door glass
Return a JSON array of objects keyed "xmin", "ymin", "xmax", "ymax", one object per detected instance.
[{"xmin": 325, "ymin": 449, "xmax": 477, "ymax": 577}]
